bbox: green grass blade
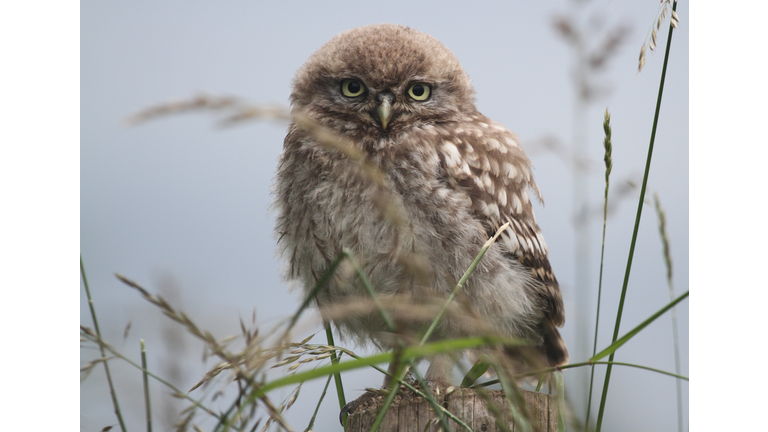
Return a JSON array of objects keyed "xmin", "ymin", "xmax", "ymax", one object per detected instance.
[
  {"xmin": 586, "ymin": 108, "xmax": 613, "ymax": 432},
  {"xmin": 324, "ymin": 323, "xmax": 347, "ymax": 428},
  {"xmin": 653, "ymin": 193, "xmax": 684, "ymax": 432},
  {"xmin": 285, "ymin": 251, "xmax": 346, "ymax": 336},
  {"xmin": 496, "ymin": 366, "xmax": 532, "ymax": 432},
  {"xmin": 473, "ymin": 358, "xmax": 688, "ymax": 390},
  {"xmin": 421, "ymin": 222, "xmax": 509, "ymax": 345},
  {"xmin": 80, "ymin": 327, "xmax": 228, "ymax": 426},
  {"xmin": 342, "ymin": 248, "xmax": 396, "ymax": 332},
  {"xmin": 595, "ymin": 3, "xmax": 679, "ymax": 431},
  {"xmin": 304, "ymin": 372, "xmax": 333, "ymax": 432},
  {"xmin": 140, "ymin": 339, "xmax": 152, "ymax": 432},
  {"xmin": 552, "ymin": 371, "xmax": 566, "ymax": 432},
  {"xmin": 81, "ymin": 256, "xmax": 128, "ymax": 432},
  {"xmin": 591, "ymin": 290, "xmax": 688, "ymax": 362},
  {"xmin": 338, "ymin": 248, "xmax": 401, "ymax": 432},
  {"xmin": 368, "ymin": 364, "xmax": 406, "ymax": 432},
  {"xmin": 406, "ymin": 361, "xmax": 456, "ymax": 432},
  {"xmin": 461, "ymin": 354, "xmax": 492, "ymax": 388},
  {"xmin": 250, "ymin": 336, "xmax": 517, "ymax": 400},
  {"xmin": 588, "ymin": 361, "xmax": 688, "ymax": 381}
]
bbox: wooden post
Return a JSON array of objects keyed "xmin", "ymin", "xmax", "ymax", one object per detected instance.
[{"xmin": 345, "ymin": 387, "xmax": 558, "ymax": 432}]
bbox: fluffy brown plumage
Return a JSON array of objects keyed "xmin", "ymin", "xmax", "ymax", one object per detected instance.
[{"xmin": 274, "ymin": 24, "xmax": 567, "ymax": 384}]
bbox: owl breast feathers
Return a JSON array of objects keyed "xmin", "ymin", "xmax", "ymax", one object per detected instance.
[{"xmin": 275, "ymin": 24, "xmax": 567, "ymax": 382}]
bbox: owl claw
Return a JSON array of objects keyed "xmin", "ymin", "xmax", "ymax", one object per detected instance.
[{"xmin": 339, "ymin": 401, "xmax": 355, "ymax": 426}]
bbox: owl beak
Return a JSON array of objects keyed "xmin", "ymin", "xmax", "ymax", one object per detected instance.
[{"xmin": 376, "ymin": 99, "xmax": 393, "ymax": 130}]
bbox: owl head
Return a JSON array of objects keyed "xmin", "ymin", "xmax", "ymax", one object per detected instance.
[{"xmin": 290, "ymin": 24, "xmax": 478, "ymax": 136}]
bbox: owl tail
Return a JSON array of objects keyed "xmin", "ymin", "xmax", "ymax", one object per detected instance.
[
  {"xmin": 540, "ymin": 317, "xmax": 569, "ymax": 367},
  {"xmin": 501, "ymin": 318, "xmax": 569, "ymax": 374}
]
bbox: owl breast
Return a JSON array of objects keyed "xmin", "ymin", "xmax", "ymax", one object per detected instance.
[{"xmin": 275, "ymin": 124, "xmax": 542, "ymax": 347}]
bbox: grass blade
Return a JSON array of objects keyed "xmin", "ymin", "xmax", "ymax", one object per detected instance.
[
  {"xmin": 552, "ymin": 371, "xmax": 566, "ymax": 432},
  {"xmin": 461, "ymin": 354, "xmax": 492, "ymax": 388},
  {"xmin": 341, "ymin": 248, "xmax": 396, "ymax": 332},
  {"xmin": 285, "ymin": 251, "xmax": 347, "ymax": 337},
  {"xmin": 337, "ymin": 248, "xmax": 409, "ymax": 432},
  {"xmin": 496, "ymin": 366, "xmax": 532, "ymax": 432},
  {"xmin": 420, "ymin": 222, "xmax": 510, "ymax": 345},
  {"xmin": 473, "ymin": 358, "xmax": 688, "ymax": 389},
  {"xmin": 406, "ymin": 360, "xmax": 456, "ymax": 432},
  {"xmin": 585, "ymin": 108, "xmax": 613, "ymax": 432},
  {"xmin": 587, "ymin": 361, "xmax": 687, "ymax": 381},
  {"xmin": 304, "ymin": 373, "xmax": 333, "ymax": 432},
  {"xmin": 653, "ymin": 193, "xmax": 684, "ymax": 432},
  {"xmin": 368, "ymin": 366, "xmax": 405, "ymax": 432},
  {"xmin": 81, "ymin": 256, "xmax": 128, "ymax": 432},
  {"xmin": 140, "ymin": 339, "xmax": 152, "ymax": 432},
  {"xmin": 80, "ymin": 327, "xmax": 228, "ymax": 425},
  {"xmin": 249, "ymin": 336, "xmax": 519, "ymax": 400},
  {"xmin": 595, "ymin": 3, "xmax": 678, "ymax": 431},
  {"xmin": 591, "ymin": 290, "xmax": 688, "ymax": 362},
  {"xmin": 324, "ymin": 324, "xmax": 347, "ymax": 428}
]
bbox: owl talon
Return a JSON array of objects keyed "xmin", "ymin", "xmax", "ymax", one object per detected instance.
[{"xmin": 339, "ymin": 402, "xmax": 355, "ymax": 426}]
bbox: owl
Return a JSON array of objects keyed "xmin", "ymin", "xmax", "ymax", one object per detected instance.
[{"xmin": 274, "ymin": 24, "xmax": 567, "ymax": 385}]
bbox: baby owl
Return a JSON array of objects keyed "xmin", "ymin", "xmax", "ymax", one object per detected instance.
[{"xmin": 275, "ymin": 24, "xmax": 568, "ymax": 384}]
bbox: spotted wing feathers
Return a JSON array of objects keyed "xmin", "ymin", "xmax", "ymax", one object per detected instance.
[{"xmin": 435, "ymin": 116, "xmax": 566, "ymax": 330}]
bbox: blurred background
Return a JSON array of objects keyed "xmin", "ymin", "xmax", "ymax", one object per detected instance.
[{"xmin": 81, "ymin": 1, "xmax": 688, "ymax": 431}]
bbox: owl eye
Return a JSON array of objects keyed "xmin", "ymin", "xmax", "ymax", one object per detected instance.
[
  {"xmin": 407, "ymin": 83, "xmax": 431, "ymax": 101},
  {"xmin": 341, "ymin": 79, "xmax": 365, "ymax": 97}
]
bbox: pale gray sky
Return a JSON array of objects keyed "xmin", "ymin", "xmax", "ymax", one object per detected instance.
[{"xmin": 81, "ymin": 1, "xmax": 689, "ymax": 431}]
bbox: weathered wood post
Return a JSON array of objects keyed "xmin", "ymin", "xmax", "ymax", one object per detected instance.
[{"xmin": 346, "ymin": 387, "xmax": 558, "ymax": 432}]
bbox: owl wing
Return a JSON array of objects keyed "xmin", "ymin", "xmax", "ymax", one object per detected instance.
[{"xmin": 433, "ymin": 118, "xmax": 565, "ymax": 329}]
